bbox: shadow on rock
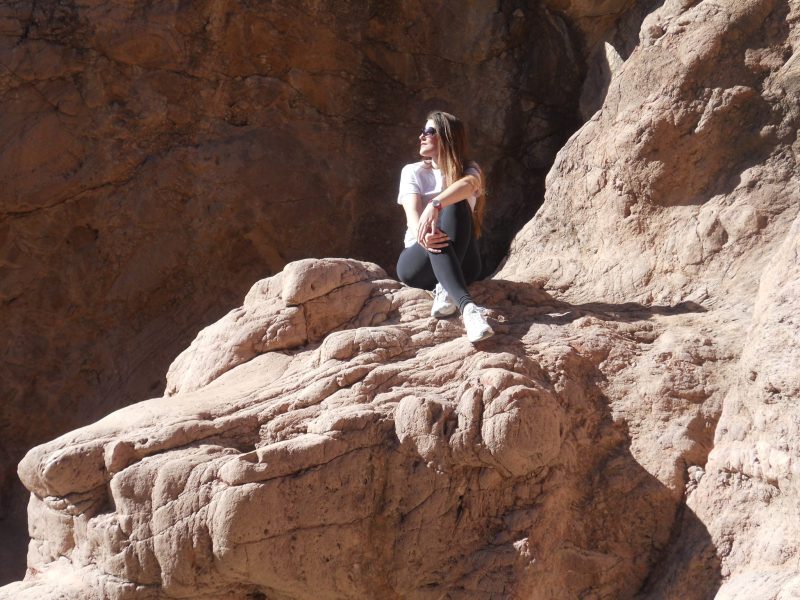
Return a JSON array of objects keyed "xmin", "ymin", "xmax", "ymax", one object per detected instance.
[
  {"xmin": 471, "ymin": 278, "xmax": 706, "ymax": 332},
  {"xmin": 3, "ymin": 260, "xmax": 723, "ymax": 599}
]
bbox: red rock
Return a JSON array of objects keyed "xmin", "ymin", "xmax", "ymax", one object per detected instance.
[
  {"xmin": 0, "ymin": 1, "xmax": 582, "ymax": 584},
  {"xmin": 3, "ymin": 0, "xmax": 800, "ymax": 597}
]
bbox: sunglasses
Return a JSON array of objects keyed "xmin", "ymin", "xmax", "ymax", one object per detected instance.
[{"xmin": 419, "ymin": 127, "xmax": 438, "ymax": 138}]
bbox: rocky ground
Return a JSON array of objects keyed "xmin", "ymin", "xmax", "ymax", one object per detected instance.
[{"xmin": 2, "ymin": 0, "xmax": 800, "ymax": 597}]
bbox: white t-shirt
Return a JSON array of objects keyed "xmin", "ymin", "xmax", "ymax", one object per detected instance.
[{"xmin": 396, "ymin": 161, "xmax": 480, "ymax": 247}]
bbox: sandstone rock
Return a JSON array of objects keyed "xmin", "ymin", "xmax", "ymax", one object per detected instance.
[
  {"xmin": 5, "ymin": 260, "xmax": 686, "ymax": 599},
  {"xmin": 4, "ymin": 0, "xmax": 800, "ymax": 597},
  {"xmin": 500, "ymin": 0, "xmax": 800, "ymax": 596},
  {"xmin": 0, "ymin": 1, "xmax": 583, "ymax": 582},
  {"xmin": 503, "ymin": 0, "xmax": 798, "ymax": 309},
  {"xmin": 542, "ymin": 0, "xmax": 636, "ymax": 52},
  {"xmin": 164, "ymin": 259, "xmax": 388, "ymax": 396},
  {"xmin": 688, "ymin": 211, "xmax": 800, "ymax": 599}
]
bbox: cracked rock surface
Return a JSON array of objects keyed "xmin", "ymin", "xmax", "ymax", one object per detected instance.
[
  {"xmin": 3, "ymin": 0, "xmax": 800, "ymax": 598},
  {"xmin": 6, "ymin": 261, "xmax": 710, "ymax": 599}
]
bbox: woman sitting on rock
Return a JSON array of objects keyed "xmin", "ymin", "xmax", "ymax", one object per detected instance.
[{"xmin": 396, "ymin": 110, "xmax": 493, "ymax": 343}]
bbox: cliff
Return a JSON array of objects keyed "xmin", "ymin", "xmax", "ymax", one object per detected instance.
[
  {"xmin": 0, "ymin": 0, "xmax": 581, "ymax": 583},
  {"xmin": 2, "ymin": 0, "xmax": 799, "ymax": 598}
]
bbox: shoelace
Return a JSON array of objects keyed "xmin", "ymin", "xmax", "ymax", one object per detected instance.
[{"xmin": 434, "ymin": 285, "xmax": 451, "ymax": 304}]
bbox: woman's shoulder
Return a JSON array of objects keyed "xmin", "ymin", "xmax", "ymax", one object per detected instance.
[{"xmin": 401, "ymin": 160, "xmax": 433, "ymax": 175}]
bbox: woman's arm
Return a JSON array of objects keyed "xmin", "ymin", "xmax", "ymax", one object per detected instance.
[
  {"xmin": 430, "ymin": 172, "xmax": 481, "ymax": 208},
  {"xmin": 416, "ymin": 172, "xmax": 481, "ymax": 246},
  {"xmin": 401, "ymin": 193, "xmax": 423, "ymax": 230},
  {"xmin": 403, "ymin": 193, "xmax": 449, "ymax": 252}
]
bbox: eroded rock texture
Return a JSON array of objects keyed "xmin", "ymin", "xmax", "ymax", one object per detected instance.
[
  {"xmin": 3, "ymin": 261, "xmax": 687, "ymax": 599},
  {"xmin": 3, "ymin": 0, "xmax": 800, "ymax": 598},
  {"xmin": 502, "ymin": 0, "xmax": 800, "ymax": 596},
  {"xmin": 0, "ymin": 0, "xmax": 582, "ymax": 583}
]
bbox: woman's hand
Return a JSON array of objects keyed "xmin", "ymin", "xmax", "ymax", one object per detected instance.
[
  {"xmin": 417, "ymin": 203, "xmax": 448, "ymax": 253},
  {"xmin": 422, "ymin": 230, "xmax": 449, "ymax": 253},
  {"xmin": 416, "ymin": 202, "xmax": 437, "ymax": 243}
]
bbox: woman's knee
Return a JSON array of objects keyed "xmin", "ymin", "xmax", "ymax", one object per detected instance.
[
  {"xmin": 439, "ymin": 199, "xmax": 470, "ymax": 221},
  {"xmin": 397, "ymin": 250, "xmax": 432, "ymax": 288},
  {"xmin": 396, "ymin": 260, "xmax": 414, "ymax": 285},
  {"xmin": 398, "ymin": 268, "xmax": 430, "ymax": 289},
  {"xmin": 439, "ymin": 200, "xmax": 472, "ymax": 238}
]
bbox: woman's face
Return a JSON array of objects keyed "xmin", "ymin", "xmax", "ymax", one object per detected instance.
[{"xmin": 419, "ymin": 119, "xmax": 439, "ymax": 159}]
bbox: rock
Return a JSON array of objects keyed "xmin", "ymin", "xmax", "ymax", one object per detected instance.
[
  {"xmin": 688, "ymin": 465, "xmax": 706, "ymax": 483},
  {"xmin": 542, "ymin": 0, "xmax": 635, "ymax": 52},
  {"xmin": 7, "ymin": 260, "xmax": 684, "ymax": 599},
  {"xmin": 4, "ymin": 0, "xmax": 800, "ymax": 597},
  {"xmin": 164, "ymin": 259, "xmax": 389, "ymax": 396},
  {"xmin": 689, "ymin": 211, "xmax": 800, "ymax": 599},
  {"xmin": 500, "ymin": 0, "xmax": 800, "ymax": 596},
  {"xmin": 0, "ymin": 1, "xmax": 584, "ymax": 582},
  {"xmin": 502, "ymin": 0, "xmax": 798, "ymax": 311}
]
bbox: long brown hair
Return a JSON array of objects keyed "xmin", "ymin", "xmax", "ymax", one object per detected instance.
[{"xmin": 427, "ymin": 110, "xmax": 486, "ymax": 237}]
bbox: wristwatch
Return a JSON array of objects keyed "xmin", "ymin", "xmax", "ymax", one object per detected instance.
[{"xmin": 431, "ymin": 199, "xmax": 442, "ymax": 211}]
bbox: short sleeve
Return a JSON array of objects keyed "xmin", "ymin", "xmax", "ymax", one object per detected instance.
[
  {"xmin": 464, "ymin": 163, "xmax": 482, "ymax": 181},
  {"xmin": 397, "ymin": 164, "xmax": 421, "ymax": 204}
]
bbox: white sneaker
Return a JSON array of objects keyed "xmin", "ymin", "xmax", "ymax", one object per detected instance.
[
  {"xmin": 431, "ymin": 283, "xmax": 457, "ymax": 318},
  {"xmin": 462, "ymin": 303, "xmax": 493, "ymax": 343}
]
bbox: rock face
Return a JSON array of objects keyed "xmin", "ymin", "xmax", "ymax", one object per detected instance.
[
  {"xmin": 3, "ymin": 0, "xmax": 800, "ymax": 598},
  {"xmin": 502, "ymin": 0, "xmax": 800, "ymax": 596},
  {"xmin": 4, "ymin": 261, "xmax": 687, "ymax": 600},
  {"xmin": 0, "ymin": 0, "xmax": 582, "ymax": 583}
]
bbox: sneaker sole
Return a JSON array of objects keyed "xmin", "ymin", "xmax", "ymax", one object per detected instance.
[
  {"xmin": 467, "ymin": 327, "xmax": 494, "ymax": 343},
  {"xmin": 432, "ymin": 305, "xmax": 458, "ymax": 318}
]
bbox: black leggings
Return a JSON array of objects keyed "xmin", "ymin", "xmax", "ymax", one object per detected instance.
[{"xmin": 396, "ymin": 200, "xmax": 481, "ymax": 313}]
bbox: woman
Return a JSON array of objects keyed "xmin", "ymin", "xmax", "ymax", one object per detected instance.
[{"xmin": 396, "ymin": 110, "xmax": 493, "ymax": 343}]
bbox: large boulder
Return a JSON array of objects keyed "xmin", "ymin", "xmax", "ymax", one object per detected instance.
[{"xmin": 4, "ymin": 259, "xmax": 686, "ymax": 599}]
